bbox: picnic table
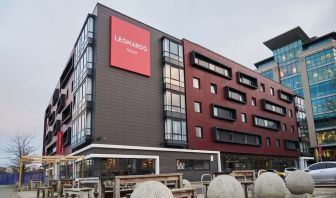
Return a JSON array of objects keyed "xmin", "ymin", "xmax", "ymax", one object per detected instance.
[
  {"xmin": 64, "ymin": 187, "xmax": 93, "ymax": 198},
  {"xmin": 240, "ymin": 180, "xmax": 254, "ymax": 198},
  {"xmin": 37, "ymin": 186, "xmax": 54, "ymax": 198}
]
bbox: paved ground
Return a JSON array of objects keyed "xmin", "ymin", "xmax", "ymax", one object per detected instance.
[{"xmin": 1, "ymin": 184, "xmax": 335, "ymax": 198}]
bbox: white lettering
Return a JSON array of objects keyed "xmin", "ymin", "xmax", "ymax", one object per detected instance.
[{"xmin": 114, "ymin": 34, "xmax": 148, "ymax": 52}]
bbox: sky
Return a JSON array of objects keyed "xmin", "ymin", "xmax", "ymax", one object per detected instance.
[{"xmin": 0, "ymin": 0, "xmax": 335, "ymax": 166}]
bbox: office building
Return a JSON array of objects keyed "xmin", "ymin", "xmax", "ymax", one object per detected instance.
[{"xmin": 255, "ymin": 27, "xmax": 336, "ymax": 160}]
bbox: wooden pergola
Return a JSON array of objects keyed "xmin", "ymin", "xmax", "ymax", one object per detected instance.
[{"xmin": 18, "ymin": 155, "xmax": 85, "ymax": 191}]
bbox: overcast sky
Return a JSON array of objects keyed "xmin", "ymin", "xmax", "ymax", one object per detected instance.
[{"xmin": 0, "ymin": 0, "xmax": 335, "ymax": 166}]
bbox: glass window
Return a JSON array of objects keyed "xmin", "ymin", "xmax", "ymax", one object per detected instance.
[
  {"xmin": 214, "ymin": 128, "xmax": 261, "ymax": 146},
  {"xmin": 309, "ymin": 163, "xmax": 326, "ymax": 171},
  {"xmin": 260, "ymin": 83, "xmax": 265, "ymax": 92},
  {"xmin": 261, "ymin": 69, "xmax": 274, "ymax": 80},
  {"xmin": 270, "ymin": 87, "xmax": 274, "ymax": 96},
  {"xmin": 289, "ymin": 110, "xmax": 293, "ymax": 117},
  {"xmin": 165, "ymin": 118, "xmax": 186, "ymax": 142},
  {"xmin": 282, "ymin": 123, "xmax": 287, "ymax": 131},
  {"xmin": 225, "ymin": 86, "xmax": 247, "ymax": 103},
  {"xmin": 241, "ymin": 113, "xmax": 247, "ymax": 123},
  {"xmin": 164, "ymin": 91, "xmax": 185, "ymax": 114},
  {"xmin": 276, "ymin": 139, "xmax": 280, "ymax": 147},
  {"xmin": 254, "ymin": 116, "xmax": 280, "ymax": 130},
  {"xmin": 193, "ymin": 77, "xmax": 200, "ymax": 89},
  {"xmin": 210, "ymin": 83, "xmax": 217, "ymax": 94},
  {"xmin": 176, "ymin": 160, "xmax": 210, "ymax": 171},
  {"xmin": 195, "ymin": 127, "xmax": 203, "ymax": 138},
  {"xmin": 266, "ymin": 137, "xmax": 271, "ymax": 146},
  {"xmin": 194, "ymin": 102, "xmax": 201, "ymax": 113},
  {"xmin": 212, "ymin": 105, "xmax": 236, "ymax": 120},
  {"xmin": 291, "ymin": 125, "xmax": 295, "ymax": 133},
  {"xmin": 252, "ymin": 97, "xmax": 256, "ymax": 106},
  {"xmin": 326, "ymin": 163, "xmax": 336, "ymax": 169},
  {"xmin": 162, "ymin": 38, "xmax": 184, "ymax": 63}
]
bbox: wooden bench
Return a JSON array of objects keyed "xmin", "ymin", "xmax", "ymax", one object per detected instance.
[
  {"xmin": 171, "ymin": 187, "xmax": 196, "ymax": 198},
  {"xmin": 37, "ymin": 186, "xmax": 54, "ymax": 198},
  {"xmin": 231, "ymin": 170, "xmax": 256, "ymax": 181},
  {"xmin": 64, "ymin": 187, "xmax": 93, "ymax": 198},
  {"xmin": 113, "ymin": 173, "xmax": 183, "ymax": 198}
]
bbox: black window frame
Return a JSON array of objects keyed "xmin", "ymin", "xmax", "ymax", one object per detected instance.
[
  {"xmin": 213, "ymin": 127, "xmax": 262, "ymax": 147},
  {"xmin": 262, "ymin": 99, "xmax": 286, "ymax": 116},
  {"xmin": 284, "ymin": 140, "xmax": 299, "ymax": 150},
  {"xmin": 194, "ymin": 101, "xmax": 202, "ymax": 113},
  {"xmin": 191, "ymin": 51, "xmax": 232, "ymax": 79},
  {"xmin": 224, "ymin": 86, "xmax": 247, "ymax": 104},
  {"xmin": 211, "ymin": 104, "xmax": 237, "ymax": 121},
  {"xmin": 210, "ymin": 83, "xmax": 217, "ymax": 94},
  {"xmin": 236, "ymin": 72, "xmax": 258, "ymax": 89},
  {"xmin": 253, "ymin": 115, "xmax": 281, "ymax": 131},
  {"xmin": 278, "ymin": 90, "xmax": 294, "ymax": 103},
  {"xmin": 195, "ymin": 126, "xmax": 203, "ymax": 138}
]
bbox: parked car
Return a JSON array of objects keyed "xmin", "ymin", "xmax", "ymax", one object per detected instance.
[{"xmin": 305, "ymin": 161, "xmax": 336, "ymax": 183}]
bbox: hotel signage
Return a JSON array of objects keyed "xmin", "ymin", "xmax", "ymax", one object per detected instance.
[{"xmin": 110, "ymin": 16, "xmax": 151, "ymax": 76}]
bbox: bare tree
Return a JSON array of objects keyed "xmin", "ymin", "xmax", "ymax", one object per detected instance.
[{"xmin": 4, "ymin": 132, "xmax": 36, "ymax": 172}]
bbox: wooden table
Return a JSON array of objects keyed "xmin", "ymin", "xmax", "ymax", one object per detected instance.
[
  {"xmin": 64, "ymin": 187, "xmax": 93, "ymax": 198},
  {"xmin": 240, "ymin": 181, "xmax": 254, "ymax": 198},
  {"xmin": 37, "ymin": 186, "xmax": 54, "ymax": 198},
  {"xmin": 171, "ymin": 187, "xmax": 196, "ymax": 198}
]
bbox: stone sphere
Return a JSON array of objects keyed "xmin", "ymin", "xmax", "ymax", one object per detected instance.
[
  {"xmin": 130, "ymin": 181, "xmax": 174, "ymax": 198},
  {"xmin": 183, "ymin": 179, "xmax": 192, "ymax": 188},
  {"xmin": 254, "ymin": 172, "xmax": 287, "ymax": 198},
  {"xmin": 285, "ymin": 170, "xmax": 314, "ymax": 194},
  {"xmin": 207, "ymin": 175, "xmax": 244, "ymax": 198}
]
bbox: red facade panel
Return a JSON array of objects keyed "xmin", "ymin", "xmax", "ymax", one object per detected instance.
[{"xmin": 183, "ymin": 39, "xmax": 299, "ymax": 158}]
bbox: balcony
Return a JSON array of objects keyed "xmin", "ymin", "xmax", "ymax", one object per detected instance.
[
  {"xmin": 72, "ymin": 95, "xmax": 92, "ymax": 119},
  {"xmin": 45, "ymin": 105, "xmax": 51, "ymax": 117},
  {"xmin": 52, "ymin": 89, "xmax": 60, "ymax": 106},
  {"xmin": 46, "ymin": 143, "xmax": 56, "ymax": 156},
  {"xmin": 56, "ymin": 94, "xmax": 66, "ymax": 113},
  {"xmin": 60, "ymin": 54, "xmax": 74, "ymax": 89},
  {"xmin": 71, "ymin": 128, "xmax": 92, "ymax": 150},
  {"xmin": 62, "ymin": 127, "xmax": 71, "ymax": 147},
  {"xmin": 73, "ymin": 68, "xmax": 92, "ymax": 92},
  {"xmin": 213, "ymin": 127, "xmax": 262, "ymax": 147},
  {"xmin": 44, "ymin": 131, "xmax": 52, "ymax": 145},
  {"xmin": 62, "ymin": 103, "xmax": 72, "ymax": 124},
  {"xmin": 52, "ymin": 120, "xmax": 61, "ymax": 136},
  {"xmin": 48, "ymin": 111, "xmax": 56, "ymax": 126}
]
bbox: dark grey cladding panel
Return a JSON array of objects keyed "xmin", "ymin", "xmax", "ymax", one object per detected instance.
[{"xmin": 94, "ymin": 5, "xmax": 179, "ymax": 147}]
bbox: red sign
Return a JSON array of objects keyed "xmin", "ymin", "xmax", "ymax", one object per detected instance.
[
  {"xmin": 56, "ymin": 131, "xmax": 63, "ymax": 155},
  {"xmin": 110, "ymin": 16, "xmax": 151, "ymax": 76}
]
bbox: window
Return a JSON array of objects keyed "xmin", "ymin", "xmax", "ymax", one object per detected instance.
[
  {"xmin": 241, "ymin": 113, "xmax": 247, "ymax": 123},
  {"xmin": 162, "ymin": 38, "xmax": 184, "ymax": 64},
  {"xmin": 270, "ymin": 87, "xmax": 274, "ymax": 96},
  {"xmin": 276, "ymin": 138, "xmax": 280, "ymax": 147},
  {"xmin": 195, "ymin": 127, "xmax": 203, "ymax": 138},
  {"xmin": 266, "ymin": 137, "xmax": 271, "ymax": 146},
  {"xmin": 194, "ymin": 102, "xmax": 201, "ymax": 113},
  {"xmin": 260, "ymin": 83, "xmax": 265, "ymax": 92},
  {"xmin": 71, "ymin": 111, "xmax": 92, "ymax": 148},
  {"xmin": 291, "ymin": 125, "xmax": 295, "ymax": 133},
  {"xmin": 210, "ymin": 83, "xmax": 217, "ymax": 94},
  {"xmin": 252, "ymin": 97, "xmax": 256, "ymax": 106},
  {"xmin": 164, "ymin": 91, "xmax": 185, "ymax": 114},
  {"xmin": 176, "ymin": 160, "xmax": 210, "ymax": 171},
  {"xmin": 214, "ymin": 128, "xmax": 262, "ymax": 146},
  {"xmin": 282, "ymin": 123, "xmax": 287, "ymax": 131},
  {"xmin": 279, "ymin": 90, "xmax": 294, "ymax": 103},
  {"xmin": 289, "ymin": 110, "xmax": 293, "ymax": 117},
  {"xmin": 212, "ymin": 104, "xmax": 236, "ymax": 121},
  {"xmin": 261, "ymin": 69, "xmax": 274, "ymax": 80},
  {"xmin": 193, "ymin": 77, "xmax": 200, "ymax": 89},
  {"xmin": 285, "ymin": 140, "xmax": 299, "ymax": 150},
  {"xmin": 253, "ymin": 115, "xmax": 281, "ymax": 130},
  {"xmin": 163, "ymin": 64, "xmax": 184, "ymax": 90},
  {"xmin": 165, "ymin": 118, "xmax": 187, "ymax": 145},
  {"xmin": 237, "ymin": 72, "xmax": 258, "ymax": 89},
  {"xmin": 191, "ymin": 51, "xmax": 232, "ymax": 79},
  {"xmin": 262, "ymin": 100, "xmax": 286, "ymax": 116},
  {"xmin": 224, "ymin": 86, "xmax": 247, "ymax": 104},
  {"xmin": 309, "ymin": 163, "xmax": 326, "ymax": 171},
  {"xmin": 326, "ymin": 163, "xmax": 336, "ymax": 169}
]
